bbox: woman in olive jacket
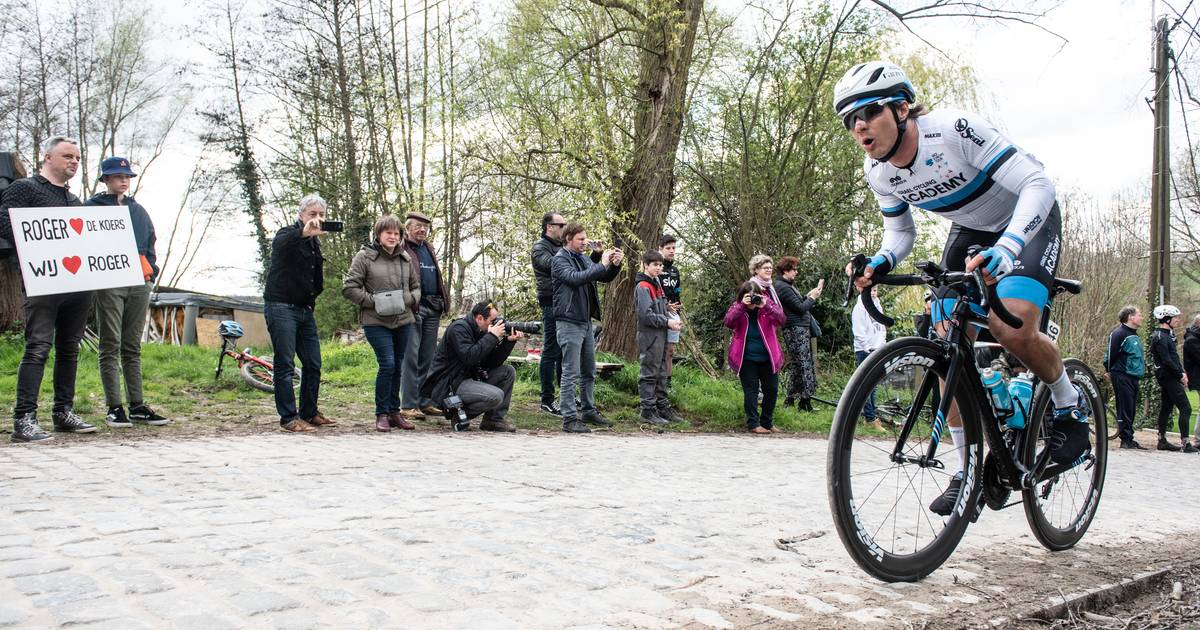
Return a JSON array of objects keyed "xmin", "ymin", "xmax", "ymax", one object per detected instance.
[{"xmin": 343, "ymin": 215, "xmax": 421, "ymax": 432}]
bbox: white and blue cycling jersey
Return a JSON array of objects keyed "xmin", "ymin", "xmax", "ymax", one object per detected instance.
[{"xmin": 864, "ymin": 108, "xmax": 1057, "ymax": 273}]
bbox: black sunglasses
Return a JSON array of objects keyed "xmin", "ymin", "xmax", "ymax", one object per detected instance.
[{"xmin": 842, "ymin": 102, "xmax": 888, "ymax": 130}]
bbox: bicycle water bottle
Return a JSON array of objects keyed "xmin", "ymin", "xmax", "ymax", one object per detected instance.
[
  {"xmin": 980, "ymin": 368, "xmax": 1012, "ymax": 419},
  {"xmin": 1006, "ymin": 373, "xmax": 1034, "ymax": 430}
]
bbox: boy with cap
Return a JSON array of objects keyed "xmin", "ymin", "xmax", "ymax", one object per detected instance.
[{"xmin": 85, "ymin": 156, "xmax": 168, "ymax": 428}]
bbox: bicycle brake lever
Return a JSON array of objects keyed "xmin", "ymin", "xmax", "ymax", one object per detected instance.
[{"xmin": 843, "ymin": 253, "xmax": 868, "ymax": 307}]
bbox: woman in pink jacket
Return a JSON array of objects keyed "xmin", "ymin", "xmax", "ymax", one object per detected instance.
[{"xmin": 725, "ymin": 255, "xmax": 786, "ymax": 433}]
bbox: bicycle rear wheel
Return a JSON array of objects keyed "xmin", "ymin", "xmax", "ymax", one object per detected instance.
[
  {"xmin": 240, "ymin": 357, "xmax": 301, "ymax": 393},
  {"xmin": 827, "ymin": 338, "xmax": 985, "ymax": 582},
  {"xmin": 1021, "ymin": 358, "xmax": 1107, "ymax": 550}
]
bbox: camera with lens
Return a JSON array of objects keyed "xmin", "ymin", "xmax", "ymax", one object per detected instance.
[
  {"xmin": 442, "ymin": 394, "xmax": 470, "ymax": 432},
  {"xmin": 750, "ymin": 294, "xmax": 764, "ymax": 306},
  {"xmin": 494, "ymin": 317, "xmax": 540, "ymax": 335}
]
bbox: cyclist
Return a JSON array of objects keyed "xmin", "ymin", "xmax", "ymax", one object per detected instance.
[{"xmin": 835, "ymin": 61, "xmax": 1090, "ymax": 514}]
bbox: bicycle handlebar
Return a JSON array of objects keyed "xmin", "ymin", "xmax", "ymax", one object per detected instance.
[{"xmin": 845, "ymin": 248, "xmax": 1023, "ymax": 330}]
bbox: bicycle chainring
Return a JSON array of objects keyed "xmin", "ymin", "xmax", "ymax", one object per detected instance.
[{"xmin": 982, "ymin": 452, "xmax": 1011, "ymax": 510}]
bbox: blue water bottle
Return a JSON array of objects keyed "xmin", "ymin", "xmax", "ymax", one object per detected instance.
[
  {"xmin": 980, "ymin": 368, "xmax": 1012, "ymax": 420},
  {"xmin": 1006, "ymin": 373, "xmax": 1034, "ymax": 430}
]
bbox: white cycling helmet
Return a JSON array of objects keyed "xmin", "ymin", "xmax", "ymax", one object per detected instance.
[
  {"xmin": 833, "ymin": 61, "xmax": 917, "ymax": 122},
  {"xmin": 1153, "ymin": 304, "xmax": 1180, "ymax": 321}
]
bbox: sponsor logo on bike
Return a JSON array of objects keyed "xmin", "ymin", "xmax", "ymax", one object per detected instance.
[
  {"xmin": 849, "ymin": 499, "xmax": 886, "ymax": 562},
  {"xmin": 1074, "ymin": 488, "xmax": 1101, "ymax": 532},
  {"xmin": 954, "ymin": 449, "xmax": 977, "ymax": 517},
  {"xmin": 884, "ymin": 352, "xmax": 936, "ymax": 373}
]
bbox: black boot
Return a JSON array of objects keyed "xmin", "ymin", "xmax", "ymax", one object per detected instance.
[{"xmin": 1158, "ymin": 435, "xmax": 1181, "ymax": 451}]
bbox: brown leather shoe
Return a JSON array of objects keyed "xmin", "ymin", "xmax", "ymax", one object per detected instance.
[
  {"xmin": 281, "ymin": 419, "xmax": 316, "ymax": 433},
  {"xmin": 419, "ymin": 405, "xmax": 444, "ymax": 416},
  {"xmin": 479, "ymin": 418, "xmax": 515, "ymax": 433},
  {"xmin": 388, "ymin": 411, "xmax": 416, "ymax": 430},
  {"xmin": 306, "ymin": 413, "xmax": 337, "ymax": 427},
  {"xmin": 375, "ymin": 414, "xmax": 392, "ymax": 432},
  {"xmin": 399, "ymin": 408, "xmax": 425, "ymax": 420}
]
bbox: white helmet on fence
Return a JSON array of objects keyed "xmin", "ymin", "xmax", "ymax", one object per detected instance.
[{"xmin": 1153, "ymin": 304, "xmax": 1180, "ymax": 321}]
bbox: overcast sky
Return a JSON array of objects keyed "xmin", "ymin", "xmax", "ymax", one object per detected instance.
[{"xmin": 124, "ymin": 0, "xmax": 1166, "ymax": 295}]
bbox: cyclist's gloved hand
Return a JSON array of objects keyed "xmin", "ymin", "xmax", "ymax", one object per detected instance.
[{"xmin": 978, "ymin": 246, "xmax": 1015, "ymax": 280}]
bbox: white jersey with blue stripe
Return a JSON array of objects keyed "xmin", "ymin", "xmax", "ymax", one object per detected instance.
[{"xmin": 865, "ymin": 108, "xmax": 1056, "ymax": 270}]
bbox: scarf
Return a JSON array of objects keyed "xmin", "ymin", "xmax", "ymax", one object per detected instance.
[{"xmin": 749, "ymin": 276, "xmax": 779, "ymax": 303}]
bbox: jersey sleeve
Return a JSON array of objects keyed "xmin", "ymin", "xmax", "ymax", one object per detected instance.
[
  {"xmin": 868, "ymin": 171, "xmax": 916, "ymax": 272},
  {"xmin": 952, "ymin": 112, "xmax": 1056, "ymax": 257}
]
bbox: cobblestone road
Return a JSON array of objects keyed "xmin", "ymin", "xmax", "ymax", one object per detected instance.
[{"xmin": 1, "ymin": 433, "xmax": 1195, "ymax": 629}]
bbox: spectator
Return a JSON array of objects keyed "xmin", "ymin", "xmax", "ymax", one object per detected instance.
[
  {"xmin": 85, "ymin": 157, "xmax": 168, "ymax": 429},
  {"xmin": 1104, "ymin": 305, "xmax": 1147, "ymax": 450},
  {"xmin": 551, "ymin": 222, "xmax": 623, "ymax": 433},
  {"xmin": 635, "ymin": 250, "xmax": 682, "ymax": 425},
  {"xmin": 263, "ymin": 194, "xmax": 334, "ymax": 433},
  {"xmin": 343, "ymin": 214, "xmax": 421, "ymax": 432},
  {"xmin": 531, "ymin": 212, "xmax": 600, "ymax": 416},
  {"xmin": 774, "ymin": 256, "xmax": 822, "ymax": 411},
  {"xmin": 420, "ymin": 301, "xmax": 523, "ymax": 432},
  {"xmin": 659, "ymin": 235, "xmax": 683, "ymax": 383},
  {"xmin": 725, "ymin": 255, "xmax": 786, "ymax": 434},
  {"xmin": 852, "ymin": 287, "xmax": 888, "ymax": 428},
  {"xmin": 1149, "ymin": 305, "xmax": 1193, "ymax": 452},
  {"xmin": 1186, "ymin": 313, "xmax": 1200, "ymax": 451},
  {"xmin": 913, "ymin": 290, "xmax": 935, "ymax": 340},
  {"xmin": 0, "ymin": 136, "xmax": 96, "ymax": 442},
  {"xmin": 399, "ymin": 211, "xmax": 451, "ymax": 420}
]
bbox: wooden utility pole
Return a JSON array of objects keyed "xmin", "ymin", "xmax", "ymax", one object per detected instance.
[{"xmin": 1149, "ymin": 16, "xmax": 1171, "ymax": 307}]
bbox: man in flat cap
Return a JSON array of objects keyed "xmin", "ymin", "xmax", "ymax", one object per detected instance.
[{"xmin": 399, "ymin": 211, "xmax": 451, "ymax": 420}]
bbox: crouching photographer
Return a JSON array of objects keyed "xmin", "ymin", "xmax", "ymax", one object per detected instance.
[{"xmin": 420, "ymin": 301, "xmax": 535, "ymax": 432}]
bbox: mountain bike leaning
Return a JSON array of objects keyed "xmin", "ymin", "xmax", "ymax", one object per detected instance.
[{"xmin": 826, "ymin": 253, "xmax": 1106, "ymax": 582}]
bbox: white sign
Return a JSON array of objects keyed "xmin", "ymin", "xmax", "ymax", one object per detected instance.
[{"xmin": 10, "ymin": 206, "xmax": 144, "ymax": 297}]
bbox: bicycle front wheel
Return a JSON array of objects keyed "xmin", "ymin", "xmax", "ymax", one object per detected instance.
[
  {"xmin": 827, "ymin": 338, "xmax": 985, "ymax": 582},
  {"xmin": 1021, "ymin": 358, "xmax": 1108, "ymax": 550}
]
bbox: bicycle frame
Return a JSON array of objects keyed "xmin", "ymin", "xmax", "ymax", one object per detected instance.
[{"xmin": 878, "ymin": 273, "xmax": 1056, "ymax": 492}]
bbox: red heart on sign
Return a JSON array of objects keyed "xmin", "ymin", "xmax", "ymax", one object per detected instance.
[
  {"xmin": 69, "ymin": 218, "xmax": 84, "ymax": 235},
  {"xmin": 62, "ymin": 256, "xmax": 82, "ymax": 274}
]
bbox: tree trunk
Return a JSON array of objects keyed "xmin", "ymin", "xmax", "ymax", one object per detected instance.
[
  {"xmin": 598, "ymin": 0, "xmax": 704, "ymax": 360},
  {"xmin": 0, "ymin": 258, "xmax": 24, "ymax": 332}
]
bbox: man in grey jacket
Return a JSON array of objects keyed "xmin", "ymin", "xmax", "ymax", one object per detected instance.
[{"xmin": 551, "ymin": 223, "xmax": 623, "ymax": 433}]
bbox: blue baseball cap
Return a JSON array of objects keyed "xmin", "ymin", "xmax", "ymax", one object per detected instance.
[{"xmin": 98, "ymin": 156, "xmax": 137, "ymax": 180}]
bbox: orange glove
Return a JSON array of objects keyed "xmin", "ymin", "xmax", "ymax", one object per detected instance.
[{"xmin": 139, "ymin": 255, "xmax": 154, "ymax": 282}]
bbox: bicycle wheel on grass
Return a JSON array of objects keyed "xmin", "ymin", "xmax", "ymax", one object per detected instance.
[
  {"xmin": 1021, "ymin": 358, "xmax": 1107, "ymax": 551},
  {"xmin": 827, "ymin": 338, "xmax": 986, "ymax": 582},
  {"xmin": 240, "ymin": 357, "xmax": 301, "ymax": 393}
]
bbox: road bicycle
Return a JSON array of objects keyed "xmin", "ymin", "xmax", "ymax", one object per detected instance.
[
  {"xmin": 213, "ymin": 320, "xmax": 299, "ymax": 393},
  {"xmin": 827, "ymin": 250, "xmax": 1107, "ymax": 582}
]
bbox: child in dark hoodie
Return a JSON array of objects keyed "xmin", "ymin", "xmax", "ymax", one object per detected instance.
[
  {"xmin": 635, "ymin": 250, "xmax": 682, "ymax": 424},
  {"xmin": 84, "ymin": 156, "xmax": 166, "ymax": 428}
]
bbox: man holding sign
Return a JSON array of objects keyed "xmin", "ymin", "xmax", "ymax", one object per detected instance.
[
  {"xmin": 0, "ymin": 136, "xmax": 97, "ymax": 442},
  {"xmin": 85, "ymin": 156, "xmax": 168, "ymax": 429}
]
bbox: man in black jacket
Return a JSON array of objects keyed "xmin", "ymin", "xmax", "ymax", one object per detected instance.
[
  {"xmin": 551, "ymin": 223, "xmax": 623, "ymax": 433},
  {"xmin": 421, "ymin": 301, "xmax": 523, "ymax": 432},
  {"xmin": 1186, "ymin": 313, "xmax": 1200, "ymax": 450},
  {"xmin": 1149, "ymin": 304, "xmax": 1193, "ymax": 452},
  {"xmin": 0, "ymin": 136, "xmax": 97, "ymax": 442},
  {"xmin": 659, "ymin": 235, "xmax": 682, "ymax": 384},
  {"xmin": 399, "ymin": 211, "xmax": 451, "ymax": 419},
  {"xmin": 1104, "ymin": 305, "xmax": 1147, "ymax": 450},
  {"xmin": 263, "ymin": 194, "xmax": 335, "ymax": 433},
  {"xmin": 531, "ymin": 212, "xmax": 603, "ymax": 416}
]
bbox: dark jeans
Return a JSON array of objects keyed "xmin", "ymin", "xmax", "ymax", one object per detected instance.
[
  {"xmin": 401, "ymin": 304, "xmax": 440, "ymax": 408},
  {"xmin": 456, "ymin": 364, "xmax": 516, "ymax": 421},
  {"xmin": 14, "ymin": 291, "xmax": 93, "ymax": 417},
  {"xmin": 1157, "ymin": 376, "xmax": 1192, "ymax": 441},
  {"xmin": 264, "ymin": 302, "xmax": 322, "ymax": 423},
  {"xmin": 1111, "ymin": 371, "xmax": 1139, "ymax": 444},
  {"xmin": 539, "ymin": 305, "xmax": 562, "ymax": 405},
  {"xmin": 739, "ymin": 358, "xmax": 778, "ymax": 429},
  {"xmin": 855, "ymin": 350, "xmax": 877, "ymax": 421},
  {"xmin": 363, "ymin": 324, "xmax": 412, "ymax": 415}
]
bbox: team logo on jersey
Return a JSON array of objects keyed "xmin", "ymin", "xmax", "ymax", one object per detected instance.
[
  {"xmin": 923, "ymin": 132, "xmax": 942, "ymax": 139},
  {"xmin": 924, "ymin": 152, "xmax": 945, "ymax": 167},
  {"xmin": 1022, "ymin": 215, "xmax": 1042, "ymax": 235},
  {"xmin": 888, "ymin": 175, "xmax": 904, "ymax": 185},
  {"xmin": 955, "ymin": 118, "xmax": 986, "ymax": 147},
  {"xmin": 899, "ymin": 172, "xmax": 968, "ymax": 203},
  {"xmin": 1041, "ymin": 234, "xmax": 1061, "ymax": 274}
]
